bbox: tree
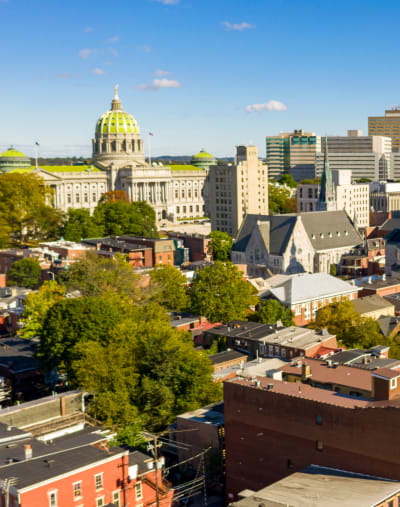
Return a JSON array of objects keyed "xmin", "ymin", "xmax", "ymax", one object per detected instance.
[
  {"xmin": 19, "ymin": 281, "xmax": 66, "ymax": 339},
  {"xmin": 208, "ymin": 231, "xmax": 232, "ymax": 261},
  {"xmin": 62, "ymin": 209, "xmax": 104, "ymax": 242},
  {"xmin": 268, "ymin": 184, "xmax": 297, "ymax": 214},
  {"xmin": 314, "ymin": 301, "xmax": 383, "ymax": 348},
  {"xmin": 99, "ymin": 190, "xmax": 131, "ymax": 204},
  {"xmin": 93, "ymin": 201, "xmax": 158, "ymax": 238},
  {"xmin": 0, "ymin": 173, "xmax": 63, "ymax": 244},
  {"xmin": 278, "ymin": 173, "xmax": 297, "ymax": 188},
  {"xmin": 188, "ymin": 261, "xmax": 258, "ymax": 323},
  {"xmin": 37, "ymin": 294, "xmax": 135, "ymax": 374},
  {"xmin": 71, "ymin": 316, "xmax": 221, "ymax": 433},
  {"xmin": 329, "ymin": 264, "xmax": 337, "ymax": 277},
  {"xmin": 67, "ymin": 252, "xmax": 140, "ymax": 300},
  {"xmin": 150, "ymin": 265, "xmax": 189, "ymax": 311},
  {"xmin": 7, "ymin": 258, "xmax": 42, "ymax": 288},
  {"xmin": 253, "ymin": 299, "xmax": 294, "ymax": 326}
]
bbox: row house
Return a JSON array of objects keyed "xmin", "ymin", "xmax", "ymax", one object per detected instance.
[{"xmin": 82, "ymin": 237, "xmax": 153, "ymax": 268}]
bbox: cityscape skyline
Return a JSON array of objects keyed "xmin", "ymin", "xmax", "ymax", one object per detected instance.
[{"xmin": 2, "ymin": 0, "xmax": 400, "ymax": 157}]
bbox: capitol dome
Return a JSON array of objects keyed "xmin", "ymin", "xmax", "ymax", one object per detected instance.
[
  {"xmin": 92, "ymin": 85, "xmax": 145, "ymax": 167},
  {"xmin": 0, "ymin": 147, "xmax": 31, "ymax": 172},
  {"xmin": 191, "ymin": 149, "xmax": 216, "ymax": 170}
]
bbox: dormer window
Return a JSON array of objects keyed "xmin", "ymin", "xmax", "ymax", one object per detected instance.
[
  {"xmin": 311, "ymin": 234, "xmax": 316, "ymax": 239},
  {"xmin": 320, "ymin": 233, "xmax": 324, "ymax": 238},
  {"xmin": 328, "ymin": 232, "xmax": 332, "ymax": 238},
  {"xmin": 337, "ymin": 232, "xmax": 340, "ymax": 237},
  {"xmin": 345, "ymin": 231, "xmax": 349, "ymax": 236}
]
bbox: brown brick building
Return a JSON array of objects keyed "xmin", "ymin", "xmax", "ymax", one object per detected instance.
[{"xmin": 224, "ymin": 369, "xmax": 400, "ymax": 502}]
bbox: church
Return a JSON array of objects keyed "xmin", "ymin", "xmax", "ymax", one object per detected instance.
[{"xmin": 0, "ymin": 87, "xmax": 214, "ymax": 222}]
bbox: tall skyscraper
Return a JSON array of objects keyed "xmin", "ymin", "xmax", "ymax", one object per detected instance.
[
  {"xmin": 208, "ymin": 146, "xmax": 268, "ymax": 236},
  {"xmin": 369, "ymin": 107, "xmax": 400, "ymax": 152},
  {"xmin": 317, "ymin": 138, "xmax": 336, "ymax": 211},
  {"xmin": 266, "ymin": 130, "xmax": 320, "ymax": 180}
]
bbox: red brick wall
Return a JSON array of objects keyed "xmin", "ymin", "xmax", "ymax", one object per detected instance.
[
  {"xmin": 224, "ymin": 381, "xmax": 400, "ymax": 501},
  {"xmin": 154, "ymin": 251, "xmax": 174, "ymax": 266}
]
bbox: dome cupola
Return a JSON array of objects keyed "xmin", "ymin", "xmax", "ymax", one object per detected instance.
[
  {"xmin": 191, "ymin": 149, "xmax": 216, "ymax": 171},
  {"xmin": 0, "ymin": 147, "xmax": 31, "ymax": 172}
]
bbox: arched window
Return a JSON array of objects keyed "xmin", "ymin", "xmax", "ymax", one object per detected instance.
[
  {"xmin": 111, "ymin": 141, "xmax": 117, "ymax": 152},
  {"xmin": 121, "ymin": 141, "xmax": 126, "ymax": 152},
  {"xmin": 102, "ymin": 142, "xmax": 107, "ymax": 153},
  {"xmin": 132, "ymin": 140, "xmax": 135, "ymax": 152}
]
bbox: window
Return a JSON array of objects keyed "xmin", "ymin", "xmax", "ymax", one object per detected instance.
[
  {"xmin": 49, "ymin": 491, "xmax": 57, "ymax": 507},
  {"xmin": 316, "ymin": 440, "xmax": 323, "ymax": 451},
  {"xmin": 95, "ymin": 473, "xmax": 103, "ymax": 490},
  {"xmin": 92, "ymin": 193, "xmax": 97, "ymax": 202},
  {"xmin": 67, "ymin": 194, "xmax": 72, "ymax": 204},
  {"xmin": 316, "ymin": 415, "xmax": 322, "ymax": 425},
  {"xmin": 391, "ymin": 377, "xmax": 398, "ymax": 389},
  {"xmin": 112, "ymin": 490, "xmax": 121, "ymax": 507},
  {"xmin": 181, "ymin": 189, "xmax": 185, "ymax": 198},
  {"xmin": 76, "ymin": 194, "xmax": 80, "ymax": 204},
  {"xmin": 136, "ymin": 482, "xmax": 143, "ymax": 500},
  {"xmin": 175, "ymin": 190, "xmax": 178, "ymax": 199},
  {"xmin": 84, "ymin": 193, "xmax": 88, "ymax": 203},
  {"xmin": 96, "ymin": 497, "xmax": 105, "ymax": 507},
  {"xmin": 73, "ymin": 481, "xmax": 82, "ymax": 498},
  {"xmin": 176, "ymin": 206, "xmax": 180, "ymax": 213}
]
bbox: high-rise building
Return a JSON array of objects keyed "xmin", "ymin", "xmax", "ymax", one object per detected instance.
[
  {"xmin": 315, "ymin": 131, "xmax": 392, "ymax": 180},
  {"xmin": 266, "ymin": 130, "xmax": 320, "ymax": 180},
  {"xmin": 208, "ymin": 145, "xmax": 268, "ymax": 236},
  {"xmin": 369, "ymin": 107, "xmax": 400, "ymax": 152}
]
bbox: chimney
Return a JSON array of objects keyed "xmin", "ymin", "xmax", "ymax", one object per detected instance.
[
  {"xmin": 24, "ymin": 444, "xmax": 32, "ymax": 460},
  {"xmin": 301, "ymin": 363, "xmax": 312, "ymax": 380}
]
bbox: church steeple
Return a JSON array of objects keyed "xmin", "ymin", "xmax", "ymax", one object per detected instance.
[{"xmin": 317, "ymin": 137, "xmax": 336, "ymax": 211}]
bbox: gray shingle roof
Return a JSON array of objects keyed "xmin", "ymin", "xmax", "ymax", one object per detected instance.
[
  {"xmin": 232, "ymin": 214, "xmax": 297, "ymax": 254},
  {"xmin": 353, "ymin": 295, "xmax": 394, "ymax": 315},
  {"xmin": 300, "ymin": 210, "xmax": 362, "ymax": 251}
]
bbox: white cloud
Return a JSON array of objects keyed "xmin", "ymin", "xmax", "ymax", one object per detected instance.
[
  {"xmin": 153, "ymin": 78, "xmax": 181, "ymax": 88},
  {"xmin": 223, "ymin": 21, "xmax": 255, "ymax": 31},
  {"xmin": 154, "ymin": 0, "xmax": 180, "ymax": 4},
  {"xmin": 79, "ymin": 48, "xmax": 96, "ymax": 59},
  {"xmin": 245, "ymin": 100, "xmax": 287, "ymax": 112},
  {"xmin": 84, "ymin": 26, "xmax": 94, "ymax": 32},
  {"xmin": 107, "ymin": 35, "xmax": 120, "ymax": 43},
  {"xmin": 137, "ymin": 78, "xmax": 182, "ymax": 90},
  {"xmin": 153, "ymin": 69, "xmax": 170, "ymax": 77},
  {"xmin": 93, "ymin": 68, "xmax": 105, "ymax": 75}
]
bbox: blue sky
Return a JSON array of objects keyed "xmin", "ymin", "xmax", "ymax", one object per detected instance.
[{"xmin": 1, "ymin": 0, "xmax": 400, "ymax": 158}]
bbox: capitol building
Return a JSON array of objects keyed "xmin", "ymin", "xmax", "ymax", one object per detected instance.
[{"xmin": 0, "ymin": 87, "xmax": 215, "ymax": 222}]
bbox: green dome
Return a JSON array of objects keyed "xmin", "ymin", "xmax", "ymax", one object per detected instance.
[
  {"xmin": 0, "ymin": 147, "xmax": 28, "ymax": 158},
  {"xmin": 0, "ymin": 147, "xmax": 31, "ymax": 173},
  {"xmin": 192, "ymin": 149, "xmax": 215, "ymax": 160},
  {"xmin": 96, "ymin": 110, "xmax": 139, "ymax": 135}
]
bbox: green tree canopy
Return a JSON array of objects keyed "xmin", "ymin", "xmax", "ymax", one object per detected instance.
[
  {"xmin": 314, "ymin": 301, "xmax": 383, "ymax": 349},
  {"xmin": 253, "ymin": 299, "xmax": 294, "ymax": 326},
  {"xmin": 67, "ymin": 252, "xmax": 140, "ymax": 300},
  {"xmin": 150, "ymin": 264, "xmax": 189, "ymax": 311},
  {"xmin": 72, "ymin": 317, "xmax": 221, "ymax": 432},
  {"xmin": 208, "ymin": 231, "xmax": 232, "ymax": 261},
  {"xmin": 268, "ymin": 184, "xmax": 297, "ymax": 214},
  {"xmin": 278, "ymin": 173, "xmax": 297, "ymax": 188},
  {"xmin": 93, "ymin": 201, "xmax": 158, "ymax": 238},
  {"xmin": 37, "ymin": 294, "xmax": 136, "ymax": 374},
  {"xmin": 188, "ymin": 261, "xmax": 258, "ymax": 323},
  {"xmin": 7, "ymin": 258, "xmax": 42, "ymax": 289},
  {"xmin": 0, "ymin": 173, "xmax": 63, "ymax": 245},
  {"xmin": 20, "ymin": 281, "xmax": 66, "ymax": 339},
  {"xmin": 62, "ymin": 209, "xmax": 104, "ymax": 242}
]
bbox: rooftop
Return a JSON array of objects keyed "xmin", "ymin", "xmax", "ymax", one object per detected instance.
[
  {"xmin": 232, "ymin": 465, "xmax": 400, "ymax": 507},
  {"xmin": 177, "ymin": 402, "xmax": 224, "ymax": 425},
  {"xmin": 209, "ymin": 350, "xmax": 247, "ymax": 365},
  {"xmin": 279, "ymin": 357, "xmax": 372, "ymax": 392},
  {"xmin": 267, "ymin": 272, "xmax": 359, "ymax": 304},
  {"xmin": 82, "ymin": 237, "xmax": 152, "ymax": 252},
  {"xmin": 353, "ymin": 294, "xmax": 395, "ymax": 314},
  {"xmin": 0, "ymin": 337, "xmax": 37, "ymax": 373}
]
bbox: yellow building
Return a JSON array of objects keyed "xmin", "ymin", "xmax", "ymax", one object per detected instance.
[{"xmin": 369, "ymin": 108, "xmax": 400, "ymax": 152}]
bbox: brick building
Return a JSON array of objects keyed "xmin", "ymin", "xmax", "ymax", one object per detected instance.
[
  {"xmin": 82, "ymin": 237, "xmax": 153, "ymax": 268},
  {"xmin": 262, "ymin": 272, "xmax": 360, "ymax": 326},
  {"xmin": 0, "ymin": 424, "xmax": 173, "ymax": 507},
  {"xmin": 166, "ymin": 232, "xmax": 211, "ymax": 262},
  {"xmin": 205, "ymin": 321, "xmax": 338, "ymax": 361},
  {"xmin": 120, "ymin": 236, "xmax": 175, "ymax": 266},
  {"xmin": 224, "ymin": 367, "xmax": 400, "ymax": 501}
]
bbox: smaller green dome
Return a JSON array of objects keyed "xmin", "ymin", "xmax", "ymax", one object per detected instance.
[
  {"xmin": 192, "ymin": 149, "xmax": 215, "ymax": 160},
  {"xmin": 0, "ymin": 147, "xmax": 28, "ymax": 158}
]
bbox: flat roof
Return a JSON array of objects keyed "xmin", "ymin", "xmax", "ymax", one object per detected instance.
[
  {"xmin": 232, "ymin": 465, "xmax": 400, "ymax": 507},
  {"xmin": 177, "ymin": 402, "xmax": 224, "ymax": 425},
  {"xmin": 279, "ymin": 357, "xmax": 372, "ymax": 392},
  {"xmin": 0, "ymin": 337, "xmax": 38, "ymax": 373},
  {"xmin": 209, "ymin": 350, "xmax": 247, "ymax": 365}
]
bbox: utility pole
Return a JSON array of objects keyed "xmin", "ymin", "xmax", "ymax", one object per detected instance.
[{"xmin": 143, "ymin": 431, "xmax": 162, "ymax": 507}]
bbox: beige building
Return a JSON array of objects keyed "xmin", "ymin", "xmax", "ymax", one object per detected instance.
[
  {"xmin": 353, "ymin": 294, "xmax": 395, "ymax": 320},
  {"xmin": 208, "ymin": 145, "xmax": 268, "ymax": 236},
  {"xmin": 297, "ymin": 170, "xmax": 370, "ymax": 228},
  {"xmin": 369, "ymin": 107, "xmax": 400, "ymax": 152},
  {"xmin": 370, "ymin": 181, "xmax": 400, "ymax": 214}
]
